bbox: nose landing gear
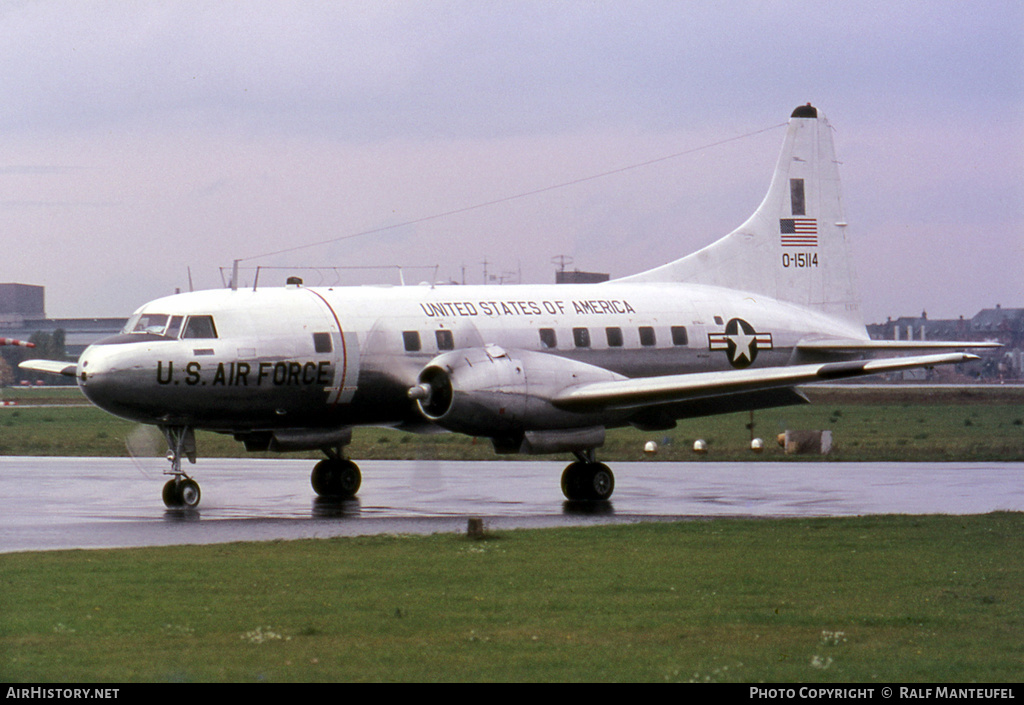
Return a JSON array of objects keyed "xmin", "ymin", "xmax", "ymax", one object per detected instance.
[{"xmin": 161, "ymin": 425, "xmax": 201, "ymax": 509}]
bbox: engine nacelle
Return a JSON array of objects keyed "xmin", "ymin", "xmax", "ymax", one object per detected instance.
[{"xmin": 410, "ymin": 345, "xmax": 625, "ymax": 438}]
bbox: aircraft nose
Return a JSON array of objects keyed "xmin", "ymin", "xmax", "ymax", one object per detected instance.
[
  {"xmin": 78, "ymin": 345, "xmax": 118, "ymax": 403},
  {"xmin": 78, "ymin": 343, "xmax": 155, "ymax": 423}
]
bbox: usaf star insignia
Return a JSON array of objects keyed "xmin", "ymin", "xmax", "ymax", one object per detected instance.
[{"xmin": 708, "ymin": 318, "xmax": 773, "ymax": 369}]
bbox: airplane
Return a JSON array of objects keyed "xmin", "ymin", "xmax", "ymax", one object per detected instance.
[{"xmin": 21, "ymin": 104, "xmax": 997, "ymax": 509}]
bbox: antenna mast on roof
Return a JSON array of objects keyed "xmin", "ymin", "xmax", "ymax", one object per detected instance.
[{"xmin": 551, "ymin": 254, "xmax": 574, "ymax": 273}]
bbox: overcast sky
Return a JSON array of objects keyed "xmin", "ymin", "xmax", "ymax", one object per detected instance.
[{"xmin": 1, "ymin": 0, "xmax": 1021, "ymax": 323}]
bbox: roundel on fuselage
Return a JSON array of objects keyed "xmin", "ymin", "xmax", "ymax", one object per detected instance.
[{"xmin": 707, "ymin": 317, "xmax": 774, "ymax": 369}]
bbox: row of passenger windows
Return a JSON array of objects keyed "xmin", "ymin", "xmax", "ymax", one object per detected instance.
[
  {"xmin": 403, "ymin": 330, "xmax": 454, "ymax": 352},
  {"xmin": 556, "ymin": 325, "xmax": 688, "ymax": 349},
  {"xmin": 401, "ymin": 326, "xmax": 688, "ymax": 353}
]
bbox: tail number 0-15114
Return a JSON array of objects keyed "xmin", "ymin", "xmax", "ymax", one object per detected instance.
[{"xmin": 782, "ymin": 252, "xmax": 818, "ymax": 268}]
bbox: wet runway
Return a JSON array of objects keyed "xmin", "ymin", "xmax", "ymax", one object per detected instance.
[{"xmin": 1, "ymin": 457, "xmax": 1022, "ymax": 552}]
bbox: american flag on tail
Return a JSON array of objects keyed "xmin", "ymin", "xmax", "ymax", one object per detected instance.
[{"xmin": 780, "ymin": 218, "xmax": 818, "ymax": 247}]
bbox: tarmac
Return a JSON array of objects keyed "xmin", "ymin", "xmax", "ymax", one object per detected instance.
[{"xmin": 1, "ymin": 457, "xmax": 1022, "ymax": 553}]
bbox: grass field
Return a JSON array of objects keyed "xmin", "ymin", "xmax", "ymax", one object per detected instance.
[
  {"xmin": 2, "ymin": 385, "xmax": 1021, "ymax": 461},
  {"xmin": 1, "ymin": 514, "xmax": 1022, "ymax": 682},
  {"xmin": 1, "ymin": 385, "xmax": 1021, "ymax": 682}
]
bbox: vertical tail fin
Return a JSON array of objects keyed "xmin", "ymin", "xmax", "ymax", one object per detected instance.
[{"xmin": 619, "ymin": 104, "xmax": 863, "ymax": 329}]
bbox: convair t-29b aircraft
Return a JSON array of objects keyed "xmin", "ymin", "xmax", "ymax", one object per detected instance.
[{"xmin": 22, "ymin": 105, "xmax": 992, "ymax": 509}]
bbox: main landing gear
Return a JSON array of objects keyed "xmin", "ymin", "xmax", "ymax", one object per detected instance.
[
  {"xmin": 310, "ymin": 448, "xmax": 362, "ymax": 500},
  {"xmin": 161, "ymin": 425, "xmax": 201, "ymax": 509},
  {"xmin": 560, "ymin": 450, "xmax": 615, "ymax": 502}
]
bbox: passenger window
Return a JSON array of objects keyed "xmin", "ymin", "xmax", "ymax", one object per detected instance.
[
  {"xmin": 313, "ymin": 332, "xmax": 333, "ymax": 353},
  {"xmin": 605, "ymin": 327, "xmax": 623, "ymax": 347},
  {"xmin": 435, "ymin": 330, "xmax": 454, "ymax": 351},
  {"xmin": 539, "ymin": 328, "xmax": 557, "ymax": 349},
  {"xmin": 639, "ymin": 326, "xmax": 656, "ymax": 347},
  {"xmin": 573, "ymin": 327, "xmax": 591, "ymax": 348},
  {"xmin": 714, "ymin": 316, "xmax": 724, "ymax": 325},
  {"xmin": 182, "ymin": 315, "xmax": 218, "ymax": 339},
  {"xmin": 402, "ymin": 331, "xmax": 421, "ymax": 352},
  {"xmin": 671, "ymin": 326, "xmax": 688, "ymax": 346}
]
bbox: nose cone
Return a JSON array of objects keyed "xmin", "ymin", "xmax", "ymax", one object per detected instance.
[{"xmin": 78, "ymin": 342, "xmax": 163, "ymax": 424}]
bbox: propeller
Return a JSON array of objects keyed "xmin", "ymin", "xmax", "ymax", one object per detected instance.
[{"xmin": 124, "ymin": 424, "xmax": 165, "ymax": 479}]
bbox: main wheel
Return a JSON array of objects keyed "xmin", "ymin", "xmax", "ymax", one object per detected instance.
[
  {"xmin": 311, "ymin": 458, "xmax": 362, "ymax": 499},
  {"xmin": 587, "ymin": 463, "xmax": 615, "ymax": 500},
  {"xmin": 561, "ymin": 461, "xmax": 615, "ymax": 501}
]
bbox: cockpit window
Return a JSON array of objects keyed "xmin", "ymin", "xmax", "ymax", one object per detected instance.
[
  {"xmin": 166, "ymin": 316, "xmax": 184, "ymax": 339},
  {"xmin": 181, "ymin": 315, "xmax": 218, "ymax": 339},
  {"xmin": 130, "ymin": 314, "xmax": 170, "ymax": 334},
  {"xmin": 124, "ymin": 313, "xmax": 186, "ymax": 338}
]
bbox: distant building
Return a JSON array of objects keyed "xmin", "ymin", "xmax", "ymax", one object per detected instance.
[
  {"xmin": 0, "ymin": 283, "xmax": 45, "ymax": 322},
  {"xmin": 867, "ymin": 311, "xmax": 972, "ymax": 343},
  {"xmin": 17, "ymin": 317, "xmax": 128, "ymax": 357},
  {"xmin": 0, "ymin": 284, "xmax": 126, "ymax": 360},
  {"xmin": 555, "ymin": 270, "xmax": 610, "ymax": 284},
  {"xmin": 970, "ymin": 304, "xmax": 1024, "ymax": 349},
  {"xmin": 868, "ymin": 304, "xmax": 1023, "ymax": 381}
]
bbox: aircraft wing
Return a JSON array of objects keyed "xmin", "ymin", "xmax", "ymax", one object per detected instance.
[
  {"xmin": 552, "ymin": 352, "xmax": 978, "ymax": 412},
  {"xmin": 18, "ymin": 359, "xmax": 78, "ymax": 378},
  {"xmin": 797, "ymin": 338, "xmax": 1000, "ymax": 353}
]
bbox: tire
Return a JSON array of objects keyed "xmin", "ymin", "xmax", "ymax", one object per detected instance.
[
  {"xmin": 587, "ymin": 463, "xmax": 615, "ymax": 501},
  {"xmin": 162, "ymin": 479, "xmax": 180, "ymax": 508},
  {"xmin": 561, "ymin": 461, "xmax": 614, "ymax": 501},
  {"xmin": 311, "ymin": 459, "xmax": 361, "ymax": 499},
  {"xmin": 162, "ymin": 478, "xmax": 201, "ymax": 508},
  {"xmin": 178, "ymin": 479, "xmax": 201, "ymax": 509}
]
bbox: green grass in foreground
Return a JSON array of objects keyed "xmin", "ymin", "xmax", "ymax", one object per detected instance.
[{"xmin": 2, "ymin": 514, "xmax": 1022, "ymax": 682}]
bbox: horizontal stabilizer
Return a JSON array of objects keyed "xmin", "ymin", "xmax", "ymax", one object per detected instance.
[
  {"xmin": 18, "ymin": 359, "xmax": 78, "ymax": 377},
  {"xmin": 553, "ymin": 353, "xmax": 978, "ymax": 412}
]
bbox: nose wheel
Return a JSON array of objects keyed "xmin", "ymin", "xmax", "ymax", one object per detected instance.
[
  {"xmin": 161, "ymin": 425, "xmax": 201, "ymax": 509},
  {"xmin": 162, "ymin": 477, "xmax": 201, "ymax": 509}
]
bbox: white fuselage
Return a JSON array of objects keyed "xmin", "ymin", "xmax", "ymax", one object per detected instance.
[{"xmin": 76, "ymin": 280, "xmax": 866, "ymax": 433}]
